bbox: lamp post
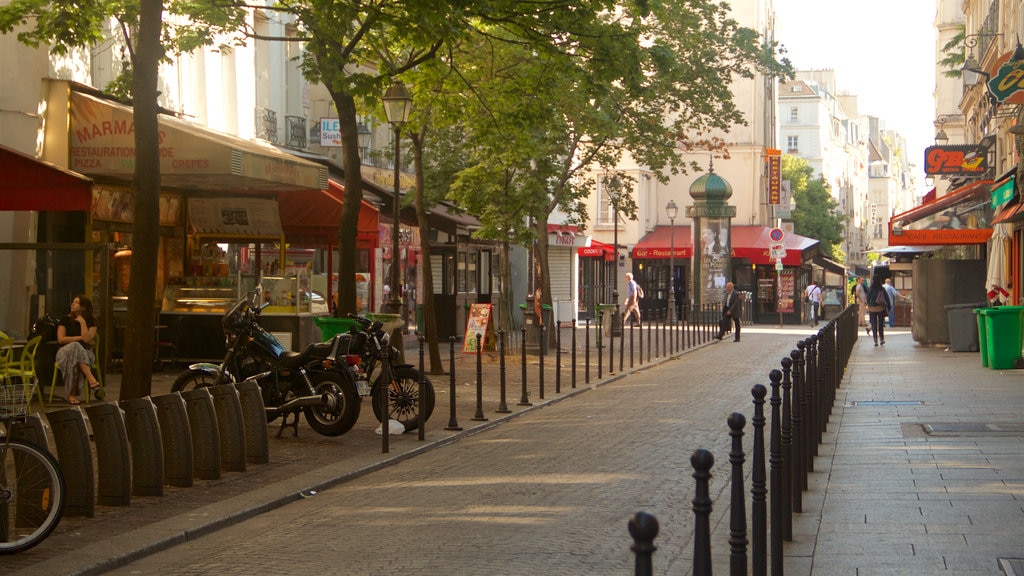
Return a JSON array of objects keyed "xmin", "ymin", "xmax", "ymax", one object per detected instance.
[
  {"xmin": 383, "ymin": 81, "xmax": 412, "ymax": 321},
  {"xmin": 665, "ymin": 200, "xmax": 678, "ymax": 321},
  {"xmin": 606, "ymin": 176, "xmax": 622, "ymax": 300}
]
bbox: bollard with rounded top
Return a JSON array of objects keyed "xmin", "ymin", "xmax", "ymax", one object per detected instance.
[
  {"xmin": 181, "ymin": 387, "xmax": 222, "ymax": 480},
  {"xmin": 750, "ymin": 384, "xmax": 768, "ymax": 576},
  {"xmin": 152, "ymin": 392, "xmax": 194, "ymax": 487},
  {"xmin": 418, "ymin": 334, "xmax": 427, "ymax": 440},
  {"xmin": 789, "ymin": 349, "xmax": 805, "ymax": 506},
  {"xmin": 518, "ymin": 327, "xmax": 531, "ymax": 406},
  {"xmin": 472, "ymin": 333, "xmax": 487, "ymax": 421},
  {"xmin": 46, "ymin": 408, "xmax": 95, "ymax": 517},
  {"xmin": 728, "ymin": 412, "xmax": 748, "ymax": 576},
  {"xmin": 235, "ymin": 379, "xmax": 269, "ymax": 464},
  {"xmin": 446, "ymin": 336, "xmax": 464, "ymax": 428},
  {"xmin": 555, "ymin": 323, "xmax": 561, "ymax": 394},
  {"xmin": 538, "ymin": 325, "xmax": 545, "ymax": 399},
  {"xmin": 780, "ymin": 356, "xmax": 794, "ymax": 538},
  {"xmin": 571, "ymin": 319, "xmax": 577, "ymax": 389},
  {"xmin": 768, "ymin": 369, "xmax": 784, "ymax": 575},
  {"xmin": 629, "ymin": 511, "xmax": 659, "ymax": 576},
  {"xmin": 84, "ymin": 403, "xmax": 131, "ymax": 507},
  {"xmin": 209, "ymin": 384, "xmax": 246, "ymax": 472},
  {"xmin": 585, "ymin": 317, "xmax": 591, "ymax": 384},
  {"xmin": 495, "ymin": 330, "xmax": 510, "ymax": 413},
  {"xmin": 691, "ymin": 448, "xmax": 714, "ymax": 576},
  {"xmin": 119, "ymin": 397, "xmax": 165, "ymax": 497}
]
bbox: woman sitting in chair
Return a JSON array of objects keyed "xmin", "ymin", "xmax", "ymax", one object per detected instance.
[{"xmin": 56, "ymin": 295, "xmax": 101, "ymax": 405}]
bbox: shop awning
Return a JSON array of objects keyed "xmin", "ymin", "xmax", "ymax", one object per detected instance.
[
  {"xmin": 578, "ymin": 238, "xmax": 615, "ymax": 260},
  {"xmin": 888, "ymin": 179, "xmax": 994, "ymax": 245},
  {"xmin": 0, "ymin": 145, "xmax": 93, "ymax": 211},
  {"xmin": 992, "ymin": 195, "xmax": 1024, "ymax": 224},
  {"xmin": 730, "ymin": 226, "xmax": 818, "ymax": 265},
  {"xmin": 278, "ymin": 181, "xmax": 379, "ymax": 246},
  {"xmin": 812, "ymin": 257, "xmax": 846, "ymax": 276},
  {"xmin": 69, "ymin": 90, "xmax": 328, "ymax": 193},
  {"xmin": 631, "ymin": 226, "xmax": 693, "ymax": 259}
]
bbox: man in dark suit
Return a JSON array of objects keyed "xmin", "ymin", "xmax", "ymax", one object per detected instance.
[{"xmin": 714, "ymin": 281, "xmax": 742, "ymax": 342}]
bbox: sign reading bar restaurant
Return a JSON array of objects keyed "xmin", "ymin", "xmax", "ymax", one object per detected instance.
[{"xmin": 923, "ymin": 145, "xmax": 988, "ymax": 176}]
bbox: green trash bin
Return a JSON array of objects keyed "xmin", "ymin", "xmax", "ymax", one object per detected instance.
[
  {"xmin": 981, "ymin": 305, "xmax": 1024, "ymax": 370},
  {"xmin": 974, "ymin": 308, "xmax": 989, "ymax": 368},
  {"xmin": 313, "ymin": 316, "xmax": 359, "ymax": 341}
]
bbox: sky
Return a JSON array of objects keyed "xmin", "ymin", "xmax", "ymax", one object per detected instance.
[{"xmin": 772, "ymin": 0, "xmax": 936, "ymax": 189}]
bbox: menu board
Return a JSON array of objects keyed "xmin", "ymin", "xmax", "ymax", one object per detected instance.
[
  {"xmin": 776, "ymin": 269, "xmax": 795, "ymax": 313},
  {"xmin": 463, "ymin": 303, "xmax": 493, "ymax": 353}
]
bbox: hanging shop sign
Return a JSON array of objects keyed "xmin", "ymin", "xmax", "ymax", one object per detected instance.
[
  {"xmin": 923, "ymin": 145, "xmax": 988, "ymax": 176},
  {"xmin": 987, "ymin": 55, "xmax": 1024, "ymax": 103}
]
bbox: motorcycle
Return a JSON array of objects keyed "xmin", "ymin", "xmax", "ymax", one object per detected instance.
[
  {"xmin": 171, "ymin": 283, "xmax": 361, "ymax": 438},
  {"xmin": 342, "ymin": 314, "xmax": 435, "ymax": 432}
]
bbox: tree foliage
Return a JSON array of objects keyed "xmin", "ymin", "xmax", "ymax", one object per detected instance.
[{"xmin": 782, "ymin": 155, "xmax": 846, "ymax": 261}]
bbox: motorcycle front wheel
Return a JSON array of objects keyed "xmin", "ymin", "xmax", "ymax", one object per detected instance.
[
  {"xmin": 371, "ymin": 366, "xmax": 435, "ymax": 432},
  {"xmin": 304, "ymin": 372, "xmax": 361, "ymax": 437},
  {"xmin": 170, "ymin": 369, "xmax": 221, "ymax": 392}
]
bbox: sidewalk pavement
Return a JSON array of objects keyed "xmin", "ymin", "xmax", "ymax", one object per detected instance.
[{"xmin": 3, "ymin": 325, "xmax": 1022, "ymax": 575}]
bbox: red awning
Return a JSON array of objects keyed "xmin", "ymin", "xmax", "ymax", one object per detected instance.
[
  {"xmin": 631, "ymin": 226, "xmax": 693, "ymax": 259},
  {"xmin": 578, "ymin": 239, "xmax": 615, "ymax": 260},
  {"xmin": 730, "ymin": 226, "xmax": 818, "ymax": 265},
  {"xmin": 277, "ymin": 180, "xmax": 379, "ymax": 247},
  {"xmin": 892, "ymin": 179, "xmax": 993, "ymax": 227},
  {"xmin": 0, "ymin": 145, "xmax": 92, "ymax": 211},
  {"xmin": 547, "ymin": 223, "xmax": 579, "ymax": 235}
]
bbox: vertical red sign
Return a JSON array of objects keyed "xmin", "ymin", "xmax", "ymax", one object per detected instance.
[{"xmin": 767, "ymin": 154, "xmax": 781, "ymax": 204}]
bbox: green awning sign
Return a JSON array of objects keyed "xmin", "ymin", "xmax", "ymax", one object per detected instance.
[{"xmin": 991, "ymin": 177, "xmax": 1015, "ymax": 208}]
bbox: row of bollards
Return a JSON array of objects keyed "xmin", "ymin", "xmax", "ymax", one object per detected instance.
[
  {"xmin": 9, "ymin": 383, "xmax": 269, "ymax": 518},
  {"xmin": 627, "ymin": 304, "xmax": 859, "ymax": 576},
  {"xmin": 425, "ymin": 305, "xmax": 722, "ymax": 437}
]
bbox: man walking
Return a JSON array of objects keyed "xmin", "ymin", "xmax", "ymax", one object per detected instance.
[
  {"xmin": 623, "ymin": 272, "xmax": 642, "ymax": 327},
  {"xmin": 804, "ymin": 280, "xmax": 822, "ymax": 326},
  {"xmin": 714, "ymin": 281, "xmax": 742, "ymax": 342},
  {"xmin": 883, "ymin": 277, "xmax": 900, "ymax": 327}
]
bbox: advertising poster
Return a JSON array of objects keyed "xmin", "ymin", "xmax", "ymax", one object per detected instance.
[
  {"xmin": 776, "ymin": 268, "xmax": 795, "ymax": 313},
  {"xmin": 463, "ymin": 304, "xmax": 492, "ymax": 353}
]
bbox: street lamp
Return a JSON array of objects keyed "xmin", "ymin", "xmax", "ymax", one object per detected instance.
[
  {"xmin": 383, "ymin": 81, "xmax": 412, "ymax": 321},
  {"xmin": 606, "ymin": 176, "xmax": 622, "ymax": 301},
  {"xmin": 665, "ymin": 200, "xmax": 678, "ymax": 322}
]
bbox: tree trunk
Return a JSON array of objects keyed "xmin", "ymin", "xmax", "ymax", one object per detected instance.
[
  {"xmin": 120, "ymin": 0, "xmax": 163, "ymax": 400},
  {"xmin": 331, "ymin": 89, "xmax": 362, "ymax": 317},
  {"xmin": 533, "ymin": 218, "xmax": 557, "ymax": 347},
  {"xmin": 410, "ymin": 133, "xmax": 443, "ymax": 374}
]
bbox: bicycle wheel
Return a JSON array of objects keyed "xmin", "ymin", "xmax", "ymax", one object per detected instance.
[{"xmin": 0, "ymin": 437, "xmax": 65, "ymax": 554}]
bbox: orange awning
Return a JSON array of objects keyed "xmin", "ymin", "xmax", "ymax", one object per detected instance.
[
  {"xmin": 278, "ymin": 180, "xmax": 379, "ymax": 247},
  {"xmin": 631, "ymin": 226, "xmax": 693, "ymax": 259}
]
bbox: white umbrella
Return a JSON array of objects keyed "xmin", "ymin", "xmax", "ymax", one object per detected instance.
[{"xmin": 986, "ymin": 223, "xmax": 1011, "ymax": 304}]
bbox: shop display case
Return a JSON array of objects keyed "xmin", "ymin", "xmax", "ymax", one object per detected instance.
[{"xmin": 159, "ymin": 273, "xmax": 328, "ymax": 362}]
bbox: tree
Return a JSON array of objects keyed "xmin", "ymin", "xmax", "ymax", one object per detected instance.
[
  {"xmin": 0, "ymin": 0, "xmax": 246, "ymax": 399},
  {"xmin": 782, "ymin": 155, "xmax": 846, "ymax": 260}
]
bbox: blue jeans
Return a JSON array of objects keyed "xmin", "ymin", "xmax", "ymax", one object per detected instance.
[{"xmin": 809, "ymin": 302, "xmax": 819, "ymax": 325}]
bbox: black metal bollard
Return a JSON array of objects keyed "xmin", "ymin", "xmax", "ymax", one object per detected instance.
[
  {"xmin": 728, "ymin": 412, "xmax": 748, "ymax": 576},
  {"xmin": 780, "ymin": 356, "xmax": 794, "ymax": 538},
  {"xmin": 629, "ymin": 511, "xmax": 659, "ymax": 576},
  {"xmin": 646, "ymin": 318, "xmax": 652, "ymax": 363},
  {"xmin": 519, "ymin": 326, "xmax": 532, "ymax": 406},
  {"xmin": 790, "ymin": 349, "xmax": 805, "ymax": 507},
  {"xmin": 419, "ymin": 335, "xmax": 427, "ymax": 440},
  {"xmin": 751, "ymin": 384, "xmax": 768, "ymax": 576},
  {"xmin": 538, "ymin": 325, "xmax": 545, "ymax": 400},
  {"xmin": 445, "ymin": 336, "xmax": 463, "ymax": 430},
  {"xmin": 622, "ymin": 317, "xmax": 630, "ymax": 366},
  {"xmin": 555, "ymin": 322, "xmax": 562, "ymax": 394},
  {"xmin": 597, "ymin": 313, "xmax": 604, "ymax": 380},
  {"xmin": 619, "ymin": 312, "xmax": 625, "ymax": 371},
  {"xmin": 380, "ymin": 340, "xmax": 390, "ymax": 454},
  {"xmin": 768, "ymin": 369, "xmax": 784, "ymax": 575},
  {"xmin": 496, "ymin": 330, "xmax": 510, "ymax": 414},
  {"xmin": 609, "ymin": 308, "xmax": 616, "ymax": 374},
  {"xmin": 691, "ymin": 448, "xmax": 715, "ymax": 576},
  {"xmin": 807, "ymin": 335, "xmax": 821, "ymax": 456},
  {"xmin": 585, "ymin": 317, "xmax": 591, "ymax": 385},
  {"xmin": 472, "ymin": 333, "xmax": 487, "ymax": 421},
  {"xmin": 571, "ymin": 319, "xmax": 577, "ymax": 389}
]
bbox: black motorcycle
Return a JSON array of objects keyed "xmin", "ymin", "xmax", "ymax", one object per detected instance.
[
  {"xmin": 341, "ymin": 314, "xmax": 435, "ymax": 432},
  {"xmin": 171, "ymin": 284, "xmax": 361, "ymax": 437}
]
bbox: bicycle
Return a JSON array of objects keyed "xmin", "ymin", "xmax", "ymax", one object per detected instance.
[{"xmin": 0, "ymin": 375, "xmax": 65, "ymax": 554}]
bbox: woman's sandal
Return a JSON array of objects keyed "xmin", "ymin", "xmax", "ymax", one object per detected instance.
[
  {"xmin": 89, "ymin": 381, "xmax": 105, "ymax": 400},
  {"xmin": 68, "ymin": 397, "xmax": 81, "ymax": 405}
]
